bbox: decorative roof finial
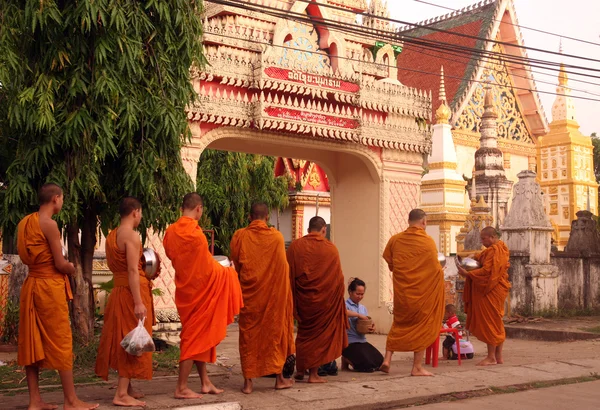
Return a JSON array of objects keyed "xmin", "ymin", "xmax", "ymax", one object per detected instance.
[
  {"xmin": 483, "ymin": 83, "xmax": 497, "ymax": 116},
  {"xmin": 435, "ymin": 66, "xmax": 451, "ymax": 124}
]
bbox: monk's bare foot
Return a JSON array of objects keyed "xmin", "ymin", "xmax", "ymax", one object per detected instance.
[
  {"xmin": 201, "ymin": 383, "xmax": 224, "ymax": 395},
  {"xmin": 496, "ymin": 355, "xmax": 504, "ymax": 364},
  {"xmin": 113, "ymin": 394, "xmax": 146, "ymax": 407},
  {"xmin": 174, "ymin": 387, "xmax": 203, "ymax": 399},
  {"xmin": 275, "ymin": 378, "xmax": 294, "ymax": 390},
  {"xmin": 64, "ymin": 398, "xmax": 100, "ymax": 410},
  {"xmin": 294, "ymin": 372, "xmax": 305, "ymax": 381},
  {"xmin": 379, "ymin": 362, "xmax": 390, "ymax": 373},
  {"xmin": 307, "ymin": 374, "xmax": 327, "ymax": 383},
  {"xmin": 128, "ymin": 385, "xmax": 145, "ymax": 399},
  {"xmin": 476, "ymin": 357, "xmax": 497, "ymax": 366},
  {"xmin": 411, "ymin": 367, "xmax": 434, "ymax": 377},
  {"xmin": 241, "ymin": 379, "xmax": 253, "ymax": 394},
  {"xmin": 27, "ymin": 400, "xmax": 58, "ymax": 410}
]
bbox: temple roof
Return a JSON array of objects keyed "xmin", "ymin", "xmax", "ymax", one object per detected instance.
[{"xmin": 396, "ymin": 0, "xmax": 548, "ymax": 137}]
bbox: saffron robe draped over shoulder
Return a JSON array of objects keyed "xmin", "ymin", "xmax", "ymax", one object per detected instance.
[
  {"xmin": 17, "ymin": 212, "xmax": 74, "ymax": 371},
  {"xmin": 286, "ymin": 233, "xmax": 348, "ymax": 372},
  {"xmin": 463, "ymin": 241, "xmax": 511, "ymax": 346},
  {"xmin": 383, "ymin": 226, "xmax": 445, "ymax": 353},
  {"xmin": 230, "ymin": 220, "xmax": 295, "ymax": 379},
  {"xmin": 163, "ymin": 216, "xmax": 243, "ymax": 363},
  {"xmin": 95, "ymin": 229, "xmax": 154, "ymax": 381}
]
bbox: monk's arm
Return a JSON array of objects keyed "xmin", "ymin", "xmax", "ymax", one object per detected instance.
[
  {"xmin": 39, "ymin": 218, "xmax": 75, "ymax": 275},
  {"xmin": 382, "ymin": 239, "xmax": 394, "ymax": 271},
  {"xmin": 124, "ymin": 233, "xmax": 147, "ymax": 321},
  {"xmin": 464, "ymin": 251, "xmax": 493, "ymax": 289}
]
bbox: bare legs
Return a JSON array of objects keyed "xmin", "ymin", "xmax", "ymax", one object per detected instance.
[
  {"xmin": 477, "ymin": 343, "xmax": 503, "ymax": 366},
  {"xmin": 242, "ymin": 373, "xmax": 293, "ymax": 394},
  {"xmin": 410, "ymin": 351, "xmax": 433, "ymax": 376},
  {"xmin": 175, "ymin": 360, "xmax": 223, "ymax": 399},
  {"xmin": 25, "ymin": 365, "xmax": 99, "ymax": 410},
  {"xmin": 380, "ymin": 350, "xmax": 434, "ymax": 376},
  {"xmin": 113, "ymin": 377, "xmax": 145, "ymax": 407},
  {"xmin": 380, "ymin": 351, "xmax": 392, "ymax": 373},
  {"xmin": 307, "ymin": 368, "xmax": 326, "ymax": 383},
  {"xmin": 25, "ymin": 366, "xmax": 58, "ymax": 410}
]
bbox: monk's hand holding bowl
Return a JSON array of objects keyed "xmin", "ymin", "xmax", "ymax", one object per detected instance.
[{"xmin": 368, "ymin": 323, "xmax": 376, "ymax": 333}]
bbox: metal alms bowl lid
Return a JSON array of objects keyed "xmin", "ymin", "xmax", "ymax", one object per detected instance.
[
  {"xmin": 141, "ymin": 248, "xmax": 158, "ymax": 277},
  {"xmin": 213, "ymin": 255, "xmax": 231, "ymax": 267},
  {"xmin": 460, "ymin": 257, "xmax": 481, "ymax": 271},
  {"xmin": 437, "ymin": 252, "xmax": 446, "ymax": 267}
]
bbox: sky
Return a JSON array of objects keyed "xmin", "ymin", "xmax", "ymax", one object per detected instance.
[{"xmin": 386, "ymin": 0, "xmax": 600, "ymax": 136}]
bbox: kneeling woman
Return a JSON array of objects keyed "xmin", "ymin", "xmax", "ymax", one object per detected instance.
[{"xmin": 342, "ymin": 278, "xmax": 384, "ymax": 372}]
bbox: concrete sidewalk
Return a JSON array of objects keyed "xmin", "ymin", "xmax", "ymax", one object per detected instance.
[
  {"xmin": 2, "ymin": 325, "xmax": 599, "ymax": 409},
  {"xmin": 411, "ymin": 380, "xmax": 600, "ymax": 410}
]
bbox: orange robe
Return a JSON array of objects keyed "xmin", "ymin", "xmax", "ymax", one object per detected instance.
[
  {"xmin": 95, "ymin": 229, "xmax": 154, "ymax": 380},
  {"xmin": 163, "ymin": 216, "xmax": 243, "ymax": 363},
  {"xmin": 17, "ymin": 212, "xmax": 73, "ymax": 371},
  {"xmin": 230, "ymin": 220, "xmax": 295, "ymax": 379},
  {"xmin": 383, "ymin": 226, "xmax": 445, "ymax": 352},
  {"xmin": 287, "ymin": 233, "xmax": 348, "ymax": 372},
  {"xmin": 463, "ymin": 240, "xmax": 511, "ymax": 346}
]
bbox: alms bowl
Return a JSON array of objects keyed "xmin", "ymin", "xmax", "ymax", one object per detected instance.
[
  {"xmin": 141, "ymin": 248, "xmax": 158, "ymax": 279},
  {"xmin": 459, "ymin": 257, "xmax": 481, "ymax": 271},
  {"xmin": 213, "ymin": 255, "xmax": 231, "ymax": 267},
  {"xmin": 438, "ymin": 252, "xmax": 446, "ymax": 267}
]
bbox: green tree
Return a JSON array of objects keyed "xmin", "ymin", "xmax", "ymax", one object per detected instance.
[
  {"xmin": 0, "ymin": 1, "xmax": 204, "ymax": 341},
  {"xmin": 196, "ymin": 150, "xmax": 290, "ymax": 254}
]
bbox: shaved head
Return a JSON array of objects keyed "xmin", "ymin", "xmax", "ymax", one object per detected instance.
[
  {"xmin": 250, "ymin": 201, "xmax": 269, "ymax": 221},
  {"xmin": 182, "ymin": 192, "xmax": 203, "ymax": 210},
  {"xmin": 408, "ymin": 208, "xmax": 427, "ymax": 223},
  {"xmin": 38, "ymin": 183, "xmax": 63, "ymax": 205},
  {"xmin": 119, "ymin": 196, "xmax": 142, "ymax": 217},
  {"xmin": 481, "ymin": 226, "xmax": 500, "ymax": 238},
  {"xmin": 308, "ymin": 216, "xmax": 327, "ymax": 232}
]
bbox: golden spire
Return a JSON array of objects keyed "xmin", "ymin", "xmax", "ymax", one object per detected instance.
[
  {"xmin": 483, "ymin": 84, "xmax": 497, "ymax": 116},
  {"xmin": 435, "ymin": 66, "xmax": 451, "ymax": 124},
  {"xmin": 558, "ymin": 63, "xmax": 568, "ymax": 86}
]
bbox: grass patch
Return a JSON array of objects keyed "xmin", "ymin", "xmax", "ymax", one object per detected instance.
[
  {"xmin": 579, "ymin": 326, "xmax": 600, "ymax": 334},
  {"xmin": 152, "ymin": 345, "xmax": 180, "ymax": 374}
]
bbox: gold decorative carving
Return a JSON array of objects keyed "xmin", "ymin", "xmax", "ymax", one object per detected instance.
[
  {"xmin": 550, "ymin": 203, "xmax": 558, "ymax": 215},
  {"xmin": 549, "ymin": 186, "xmax": 558, "ymax": 194},
  {"xmin": 308, "ymin": 167, "xmax": 321, "ymax": 189},
  {"xmin": 562, "ymin": 207, "xmax": 569, "ymax": 219},
  {"xmin": 428, "ymin": 162, "xmax": 457, "ymax": 170},
  {"xmin": 455, "ymin": 44, "xmax": 533, "ymax": 144}
]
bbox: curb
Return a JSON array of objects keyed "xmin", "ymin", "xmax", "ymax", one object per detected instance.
[
  {"xmin": 172, "ymin": 403, "xmax": 241, "ymax": 410},
  {"xmin": 505, "ymin": 326, "xmax": 600, "ymax": 342}
]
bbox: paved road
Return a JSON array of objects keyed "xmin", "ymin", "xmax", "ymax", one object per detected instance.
[{"xmin": 409, "ymin": 380, "xmax": 600, "ymax": 410}]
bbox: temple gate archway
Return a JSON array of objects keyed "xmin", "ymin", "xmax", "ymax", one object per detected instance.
[{"xmin": 151, "ymin": 0, "xmax": 433, "ymax": 330}]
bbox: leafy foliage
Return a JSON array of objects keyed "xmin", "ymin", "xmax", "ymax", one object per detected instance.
[
  {"xmin": 0, "ymin": 0, "xmax": 204, "ymax": 235},
  {"xmin": 0, "ymin": 0, "xmax": 205, "ymax": 340},
  {"xmin": 196, "ymin": 150, "xmax": 290, "ymax": 254}
]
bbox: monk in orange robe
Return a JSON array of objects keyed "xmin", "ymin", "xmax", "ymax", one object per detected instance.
[
  {"xmin": 287, "ymin": 216, "xmax": 348, "ymax": 383},
  {"xmin": 381, "ymin": 209, "xmax": 445, "ymax": 376},
  {"xmin": 457, "ymin": 226, "xmax": 511, "ymax": 366},
  {"xmin": 17, "ymin": 183, "xmax": 99, "ymax": 410},
  {"xmin": 95, "ymin": 197, "xmax": 156, "ymax": 407},
  {"xmin": 230, "ymin": 202, "xmax": 295, "ymax": 394},
  {"xmin": 163, "ymin": 192, "xmax": 243, "ymax": 399}
]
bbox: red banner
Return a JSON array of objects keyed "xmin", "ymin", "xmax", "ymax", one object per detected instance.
[
  {"xmin": 264, "ymin": 106, "xmax": 359, "ymax": 129},
  {"xmin": 264, "ymin": 67, "xmax": 360, "ymax": 93}
]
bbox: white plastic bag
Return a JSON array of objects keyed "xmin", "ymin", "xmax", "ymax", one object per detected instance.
[{"xmin": 120, "ymin": 319, "xmax": 155, "ymax": 356}]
